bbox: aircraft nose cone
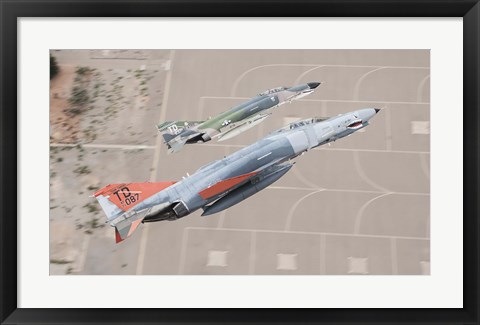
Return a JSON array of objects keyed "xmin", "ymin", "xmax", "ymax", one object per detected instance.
[
  {"xmin": 356, "ymin": 108, "xmax": 379, "ymax": 122},
  {"xmin": 307, "ymin": 82, "xmax": 321, "ymax": 89}
]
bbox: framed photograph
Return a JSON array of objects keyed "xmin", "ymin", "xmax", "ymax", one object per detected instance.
[{"xmin": 2, "ymin": 0, "xmax": 478, "ymax": 324}]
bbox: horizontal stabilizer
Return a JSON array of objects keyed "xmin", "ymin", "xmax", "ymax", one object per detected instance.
[
  {"xmin": 167, "ymin": 138, "xmax": 188, "ymax": 154},
  {"xmin": 113, "ymin": 212, "xmax": 146, "ymax": 243},
  {"xmin": 111, "ymin": 201, "xmax": 174, "ymax": 243}
]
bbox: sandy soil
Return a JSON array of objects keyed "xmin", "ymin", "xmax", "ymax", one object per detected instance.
[
  {"xmin": 50, "ymin": 65, "xmax": 82, "ymax": 143},
  {"xmin": 49, "ymin": 50, "xmax": 170, "ymax": 274}
]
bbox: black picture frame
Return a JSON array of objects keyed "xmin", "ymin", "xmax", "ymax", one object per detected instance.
[{"xmin": 1, "ymin": 1, "xmax": 478, "ymax": 324}]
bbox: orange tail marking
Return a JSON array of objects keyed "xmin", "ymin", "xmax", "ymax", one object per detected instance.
[
  {"xmin": 94, "ymin": 182, "xmax": 176, "ymax": 211},
  {"xmin": 198, "ymin": 171, "xmax": 258, "ymax": 200}
]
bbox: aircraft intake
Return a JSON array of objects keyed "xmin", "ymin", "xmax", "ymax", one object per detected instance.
[
  {"xmin": 201, "ymin": 164, "xmax": 293, "ymax": 216},
  {"xmin": 144, "ymin": 201, "xmax": 189, "ymax": 222},
  {"xmin": 201, "ymin": 133, "xmax": 211, "ymax": 142}
]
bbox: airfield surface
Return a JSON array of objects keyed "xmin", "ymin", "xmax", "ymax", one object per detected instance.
[{"xmin": 49, "ymin": 50, "xmax": 429, "ymax": 275}]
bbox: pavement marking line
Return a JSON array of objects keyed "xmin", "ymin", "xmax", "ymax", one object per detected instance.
[
  {"xmin": 293, "ymin": 65, "xmax": 326, "ymax": 85},
  {"xmin": 231, "ymin": 64, "xmax": 317, "ymax": 96},
  {"xmin": 284, "ymin": 189, "xmax": 326, "ymax": 231},
  {"xmin": 353, "ymin": 67, "xmax": 386, "ymax": 100},
  {"xmin": 231, "ymin": 64, "xmax": 429, "ymax": 97},
  {"xmin": 202, "ymin": 96, "xmax": 430, "ymax": 106},
  {"xmin": 196, "ymin": 143, "xmax": 246, "ymax": 149},
  {"xmin": 425, "ymin": 214, "xmax": 430, "ymax": 239},
  {"xmin": 163, "ymin": 59, "xmax": 171, "ymax": 71},
  {"xmin": 314, "ymin": 147, "xmax": 430, "ymax": 155},
  {"xmin": 320, "ymin": 234, "xmax": 327, "ymax": 274},
  {"xmin": 354, "ymin": 192, "xmax": 393, "ymax": 234},
  {"xmin": 50, "ymin": 143, "xmax": 156, "ymax": 150},
  {"xmin": 420, "ymin": 151, "xmax": 430, "ymax": 180},
  {"xmin": 417, "ymin": 74, "xmax": 430, "ymax": 102},
  {"xmin": 267, "ymin": 186, "xmax": 429, "ymax": 196},
  {"xmin": 149, "ymin": 49, "xmax": 176, "ymax": 181},
  {"xmin": 89, "ymin": 57, "xmax": 148, "ymax": 62},
  {"xmin": 268, "ymin": 186, "xmax": 319, "ymax": 191},
  {"xmin": 216, "ymin": 210, "xmax": 227, "ymax": 228},
  {"xmin": 353, "ymin": 151, "xmax": 392, "ymax": 193},
  {"xmin": 384, "ymin": 105, "xmax": 393, "ymax": 151},
  {"xmin": 135, "ymin": 226, "xmax": 149, "ymax": 275},
  {"xmin": 197, "ymin": 96, "xmax": 205, "ymax": 120},
  {"xmin": 292, "ymin": 167, "xmax": 322, "ymax": 189},
  {"xmin": 196, "ymin": 142, "xmax": 430, "ymax": 155},
  {"xmin": 75, "ymin": 234, "xmax": 91, "ymax": 273},
  {"xmin": 186, "ymin": 226, "xmax": 430, "ymax": 241},
  {"xmin": 300, "ymin": 98, "xmax": 430, "ymax": 105},
  {"xmin": 136, "ymin": 49, "xmax": 176, "ymax": 276},
  {"xmin": 391, "ymin": 237, "xmax": 398, "ymax": 275},
  {"xmin": 249, "ymin": 231, "xmax": 256, "ymax": 275},
  {"xmin": 178, "ymin": 227, "xmax": 190, "ymax": 274},
  {"xmin": 202, "ymin": 96, "xmax": 249, "ymax": 100}
]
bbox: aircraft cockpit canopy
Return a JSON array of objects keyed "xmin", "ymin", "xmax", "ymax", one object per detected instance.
[
  {"xmin": 288, "ymin": 117, "xmax": 328, "ymax": 129},
  {"xmin": 273, "ymin": 117, "xmax": 328, "ymax": 134},
  {"xmin": 258, "ymin": 86, "xmax": 288, "ymax": 96}
]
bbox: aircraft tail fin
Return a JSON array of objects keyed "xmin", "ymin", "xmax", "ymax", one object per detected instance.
[
  {"xmin": 157, "ymin": 120, "xmax": 203, "ymax": 135},
  {"xmin": 93, "ymin": 182, "xmax": 177, "ymax": 243},
  {"xmin": 93, "ymin": 182, "xmax": 176, "ymax": 221},
  {"xmin": 94, "ymin": 192, "xmax": 123, "ymax": 221},
  {"xmin": 157, "ymin": 120, "xmax": 203, "ymax": 153}
]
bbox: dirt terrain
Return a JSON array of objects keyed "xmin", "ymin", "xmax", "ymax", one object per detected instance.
[
  {"xmin": 50, "ymin": 65, "xmax": 80, "ymax": 143},
  {"xmin": 49, "ymin": 50, "xmax": 170, "ymax": 274}
]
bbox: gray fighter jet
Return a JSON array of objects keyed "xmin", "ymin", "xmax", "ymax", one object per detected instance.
[
  {"xmin": 157, "ymin": 82, "xmax": 321, "ymax": 153},
  {"xmin": 94, "ymin": 108, "xmax": 379, "ymax": 243}
]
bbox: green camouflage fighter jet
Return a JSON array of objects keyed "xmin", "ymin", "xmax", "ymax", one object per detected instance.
[{"xmin": 157, "ymin": 82, "xmax": 321, "ymax": 153}]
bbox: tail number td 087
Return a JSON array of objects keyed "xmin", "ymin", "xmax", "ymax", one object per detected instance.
[{"xmin": 113, "ymin": 187, "xmax": 140, "ymax": 207}]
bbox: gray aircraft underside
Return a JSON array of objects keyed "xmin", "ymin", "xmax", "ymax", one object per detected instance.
[{"xmin": 94, "ymin": 108, "xmax": 379, "ymax": 243}]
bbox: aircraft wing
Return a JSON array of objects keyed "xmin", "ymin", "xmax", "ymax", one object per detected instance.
[
  {"xmin": 198, "ymin": 171, "xmax": 259, "ymax": 200},
  {"xmin": 217, "ymin": 113, "xmax": 270, "ymax": 142},
  {"xmin": 197, "ymin": 156, "xmax": 287, "ymax": 200},
  {"xmin": 201, "ymin": 163, "xmax": 293, "ymax": 216}
]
